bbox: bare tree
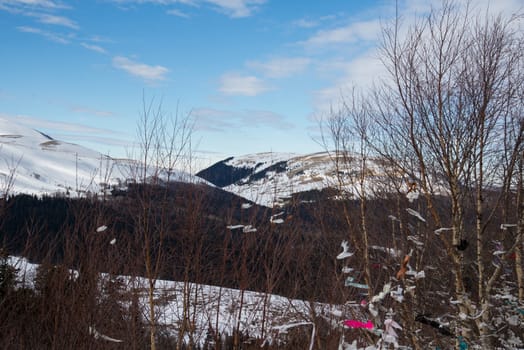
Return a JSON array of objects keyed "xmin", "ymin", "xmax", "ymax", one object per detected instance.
[
  {"xmin": 127, "ymin": 96, "xmax": 194, "ymax": 350},
  {"xmin": 371, "ymin": 1, "xmax": 523, "ymax": 347},
  {"xmin": 322, "ymin": 1, "xmax": 522, "ymax": 348}
]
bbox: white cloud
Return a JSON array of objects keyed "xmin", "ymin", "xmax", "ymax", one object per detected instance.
[
  {"xmin": 112, "ymin": 56, "xmax": 169, "ymax": 82},
  {"xmin": 2, "ymin": 1, "xmax": 79, "ymax": 38},
  {"xmin": 192, "ymin": 107, "xmax": 293, "ymax": 131},
  {"xmin": 246, "ymin": 57, "xmax": 311, "ymax": 79},
  {"xmin": 303, "ymin": 19, "xmax": 382, "ymax": 49},
  {"xmin": 312, "ymin": 48, "xmax": 385, "ymax": 114},
  {"xmin": 244, "ymin": 109, "xmax": 294, "ymax": 128},
  {"xmin": 88, "ymin": 35, "xmax": 112, "ymax": 43},
  {"xmin": 219, "ymin": 73, "xmax": 270, "ymax": 96},
  {"xmin": 166, "ymin": 8, "xmax": 190, "ymax": 17},
  {"xmin": 70, "ymin": 106, "xmax": 115, "ymax": 117},
  {"xmin": 37, "ymin": 13, "xmax": 78, "ymax": 29},
  {"xmin": 109, "ymin": 0, "xmax": 266, "ymax": 18},
  {"xmin": 109, "ymin": 0, "xmax": 195, "ymax": 4},
  {"xmin": 309, "ymin": 0, "xmax": 524, "ymax": 115},
  {"xmin": 292, "ymin": 18, "xmax": 318, "ymax": 28},
  {"xmin": 191, "ymin": 108, "xmax": 234, "ymax": 131},
  {"xmin": 204, "ymin": 0, "xmax": 265, "ymax": 18},
  {"xmin": 17, "ymin": 25, "xmax": 70, "ymax": 43},
  {"xmin": 401, "ymin": 0, "xmax": 523, "ymax": 17},
  {"xmin": 0, "ymin": 0, "xmax": 68, "ymax": 10},
  {"xmin": 80, "ymin": 42, "xmax": 107, "ymax": 54}
]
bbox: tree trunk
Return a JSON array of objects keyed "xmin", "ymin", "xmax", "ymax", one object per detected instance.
[
  {"xmin": 517, "ymin": 151, "xmax": 524, "ymax": 302},
  {"xmin": 148, "ymin": 276, "xmax": 157, "ymax": 350}
]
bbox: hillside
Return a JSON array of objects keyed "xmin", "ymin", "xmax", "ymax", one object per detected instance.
[
  {"xmin": 6, "ymin": 255, "xmax": 333, "ymax": 349},
  {"xmin": 0, "ymin": 118, "xmax": 388, "ymax": 208},
  {"xmin": 0, "ymin": 116, "xmax": 198, "ymax": 197},
  {"xmin": 197, "ymin": 152, "xmax": 394, "ymax": 207}
]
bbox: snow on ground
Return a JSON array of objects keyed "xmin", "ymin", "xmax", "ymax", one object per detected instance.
[
  {"xmin": 223, "ymin": 152, "xmax": 298, "ymax": 170},
  {"xmin": 8, "ymin": 255, "xmax": 39, "ymax": 289},
  {"xmin": 224, "ymin": 152, "xmax": 339, "ymax": 207},
  {"xmin": 224, "ymin": 152, "xmax": 405, "ymax": 207},
  {"xmin": 7, "ymin": 256, "xmax": 346, "ymax": 347},
  {"xmin": 0, "ymin": 117, "xmax": 200, "ymax": 197}
]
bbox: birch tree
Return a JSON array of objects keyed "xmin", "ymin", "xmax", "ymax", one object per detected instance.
[
  {"xmin": 128, "ymin": 97, "xmax": 194, "ymax": 350},
  {"xmin": 372, "ymin": 1, "xmax": 523, "ymax": 347}
]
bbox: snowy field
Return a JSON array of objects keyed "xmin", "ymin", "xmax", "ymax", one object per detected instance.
[{"xmin": 7, "ymin": 256, "xmax": 347, "ymax": 348}]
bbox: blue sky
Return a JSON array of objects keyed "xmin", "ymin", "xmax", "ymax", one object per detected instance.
[{"xmin": 0, "ymin": 0, "xmax": 521, "ymax": 169}]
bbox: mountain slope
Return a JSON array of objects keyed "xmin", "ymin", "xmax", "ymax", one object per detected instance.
[
  {"xmin": 197, "ymin": 152, "xmax": 353, "ymax": 206},
  {"xmin": 197, "ymin": 151, "xmax": 414, "ymax": 207},
  {"xmin": 196, "ymin": 152, "xmax": 297, "ymax": 188},
  {"xmin": 0, "ymin": 116, "xmax": 197, "ymax": 196}
]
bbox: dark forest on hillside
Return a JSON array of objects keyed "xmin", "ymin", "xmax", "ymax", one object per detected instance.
[{"xmin": 1, "ymin": 180, "xmax": 521, "ymax": 349}]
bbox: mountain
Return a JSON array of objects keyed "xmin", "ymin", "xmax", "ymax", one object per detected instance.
[
  {"xmin": 197, "ymin": 151, "xmax": 412, "ymax": 207},
  {"xmin": 0, "ymin": 116, "xmax": 388, "ymax": 206},
  {"xmin": 195, "ymin": 152, "xmax": 298, "ymax": 187},
  {"xmin": 0, "ymin": 116, "xmax": 197, "ymax": 197},
  {"xmin": 197, "ymin": 152, "xmax": 359, "ymax": 207}
]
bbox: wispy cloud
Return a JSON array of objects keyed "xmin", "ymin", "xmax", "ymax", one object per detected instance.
[
  {"xmin": 310, "ymin": 42, "xmax": 388, "ymax": 113},
  {"xmin": 112, "ymin": 56, "xmax": 169, "ymax": 82},
  {"xmin": 81, "ymin": 42, "xmax": 107, "ymax": 54},
  {"xmin": 246, "ymin": 57, "xmax": 311, "ymax": 79},
  {"xmin": 191, "ymin": 108, "xmax": 234, "ymax": 131},
  {"xmin": 302, "ymin": 19, "xmax": 381, "ymax": 49},
  {"xmin": 0, "ymin": 0, "xmax": 74, "ymax": 23},
  {"xmin": 2, "ymin": 1, "xmax": 79, "ymax": 40},
  {"xmin": 37, "ymin": 13, "xmax": 78, "ymax": 29},
  {"xmin": 308, "ymin": 0, "xmax": 524, "ymax": 115},
  {"xmin": 192, "ymin": 107, "xmax": 293, "ymax": 132},
  {"xmin": 87, "ymin": 35, "xmax": 113, "ymax": 43},
  {"xmin": 219, "ymin": 73, "xmax": 271, "ymax": 96},
  {"xmin": 292, "ymin": 18, "xmax": 318, "ymax": 29},
  {"xmin": 0, "ymin": 113, "xmax": 115, "ymax": 135},
  {"xmin": 109, "ymin": 0, "xmax": 266, "ymax": 18},
  {"xmin": 205, "ymin": 0, "xmax": 265, "ymax": 18},
  {"xmin": 70, "ymin": 105, "xmax": 115, "ymax": 117},
  {"xmin": 17, "ymin": 25, "xmax": 70, "ymax": 43},
  {"xmin": 244, "ymin": 109, "xmax": 294, "ymax": 129},
  {"xmin": 166, "ymin": 8, "xmax": 190, "ymax": 18},
  {"xmin": 0, "ymin": 0, "xmax": 69, "ymax": 11}
]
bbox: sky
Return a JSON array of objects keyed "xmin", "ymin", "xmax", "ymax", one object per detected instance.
[{"xmin": 0, "ymin": 0, "xmax": 522, "ymax": 170}]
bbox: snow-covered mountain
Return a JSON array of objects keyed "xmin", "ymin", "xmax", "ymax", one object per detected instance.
[
  {"xmin": 197, "ymin": 152, "xmax": 394, "ymax": 207},
  {"xmin": 0, "ymin": 117, "xmax": 196, "ymax": 197},
  {"xmin": 0, "ymin": 116, "xmax": 400, "ymax": 204}
]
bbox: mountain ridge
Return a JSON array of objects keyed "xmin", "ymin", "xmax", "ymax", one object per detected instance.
[
  {"xmin": 197, "ymin": 151, "xmax": 352, "ymax": 207},
  {"xmin": 0, "ymin": 116, "xmax": 199, "ymax": 197}
]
